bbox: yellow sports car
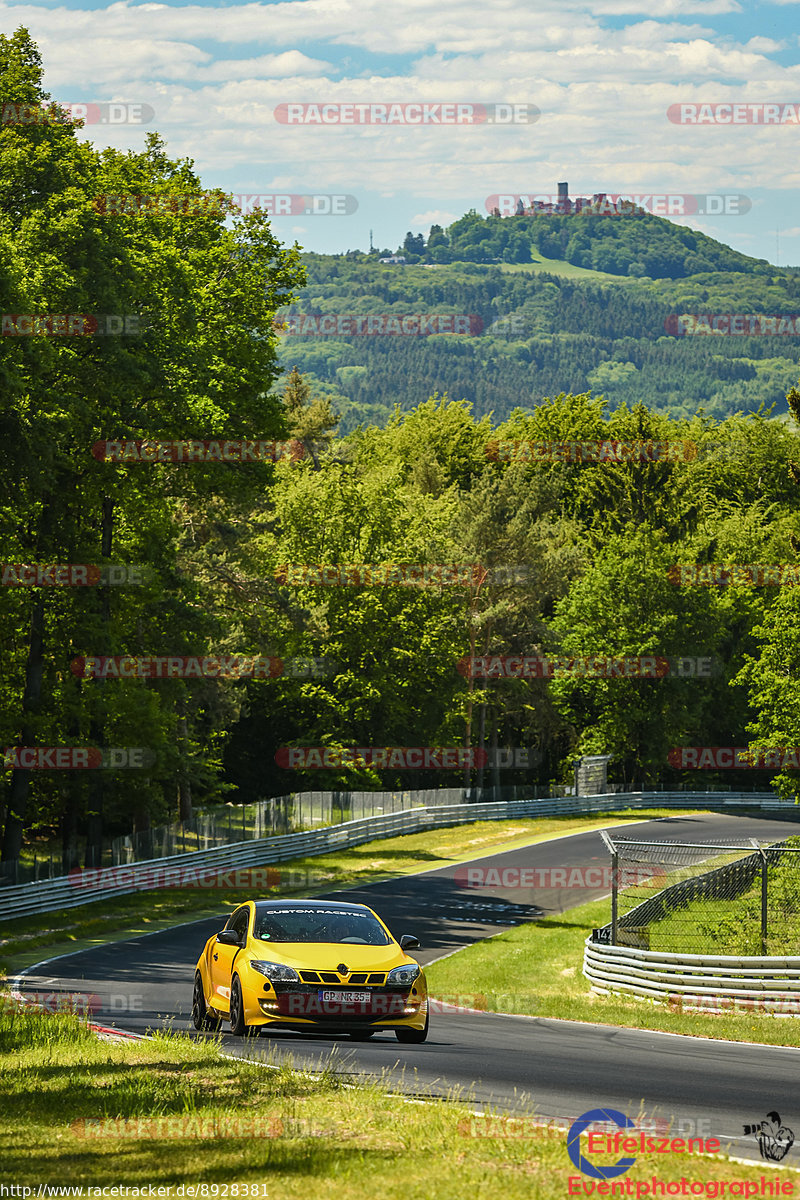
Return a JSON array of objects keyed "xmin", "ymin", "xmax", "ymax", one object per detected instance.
[{"xmin": 192, "ymin": 898, "xmax": 429, "ymax": 1042}]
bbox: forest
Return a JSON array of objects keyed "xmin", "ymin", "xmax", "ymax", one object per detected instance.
[
  {"xmin": 4, "ymin": 29, "xmax": 800, "ymax": 872},
  {"xmin": 277, "ymin": 253, "xmax": 800, "ymax": 432}
]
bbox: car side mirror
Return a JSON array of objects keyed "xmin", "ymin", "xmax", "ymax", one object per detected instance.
[
  {"xmin": 399, "ymin": 934, "xmax": 420, "ymax": 950},
  {"xmin": 216, "ymin": 929, "xmax": 242, "ymax": 946}
]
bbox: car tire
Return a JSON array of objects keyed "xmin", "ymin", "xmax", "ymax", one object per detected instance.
[
  {"xmin": 229, "ymin": 975, "xmax": 247, "ymax": 1036},
  {"xmin": 396, "ymin": 1010, "xmax": 429, "ymax": 1044},
  {"xmin": 192, "ymin": 972, "xmax": 220, "ymax": 1032}
]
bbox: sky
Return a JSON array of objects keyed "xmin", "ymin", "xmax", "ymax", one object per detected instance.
[{"xmin": 4, "ymin": 0, "xmax": 800, "ymax": 262}]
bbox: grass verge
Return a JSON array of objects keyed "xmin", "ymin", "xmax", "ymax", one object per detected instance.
[
  {"xmin": 425, "ymin": 895, "xmax": 800, "ymax": 1048},
  {"xmin": 0, "ymin": 1001, "xmax": 784, "ymax": 1197},
  {"xmin": 0, "ymin": 808, "xmax": 683, "ymax": 978}
]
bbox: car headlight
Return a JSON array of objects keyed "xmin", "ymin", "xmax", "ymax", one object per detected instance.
[
  {"xmin": 249, "ymin": 961, "xmax": 300, "ymax": 983},
  {"xmin": 386, "ymin": 963, "xmax": 420, "ymax": 986}
]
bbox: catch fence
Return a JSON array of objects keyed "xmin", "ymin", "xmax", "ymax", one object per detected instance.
[
  {"xmin": 596, "ymin": 832, "xmax": 800, "ymax": 955},
  {"xmin": 1, "ymin": 784, "xmax": 542, "ymax": 885}
]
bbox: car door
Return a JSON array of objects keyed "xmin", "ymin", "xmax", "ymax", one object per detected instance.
[{"xmin": 209, "ymin": 906, "xmax": 249, "ymax": 1011}]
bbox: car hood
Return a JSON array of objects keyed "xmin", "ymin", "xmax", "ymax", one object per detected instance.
[{"xmin": 250, "ymin": 940, "xmax": 417, "ymax": 973}]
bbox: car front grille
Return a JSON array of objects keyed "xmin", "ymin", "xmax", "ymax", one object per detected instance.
[
  {"xmin": 297, "ymin": 970, "xmax": 386, "ymax": 985},
  {"xmin": 269, "ymin": 988, "xmax": 415, "ymax": 1021},
  {"xmin": 272, "ymin": 981, "xmax": 407, "ymax": 996}
]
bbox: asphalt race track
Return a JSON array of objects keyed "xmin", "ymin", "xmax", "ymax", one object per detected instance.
[{"xmin": 15, "ymin": 811, "xmax": 800, "ymax": 1163}]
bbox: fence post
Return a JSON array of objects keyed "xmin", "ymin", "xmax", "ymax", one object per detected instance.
[
  {"xmin": 751, "ymin": 839, "xmax": 768, "ymax": 955},
  {"xmin": 600, "ymin": 830, "xmax": 617, "ymax": 945},
  {"xmin": 761, "ymin": 849, "xmax": 768, "ymax": 955}
]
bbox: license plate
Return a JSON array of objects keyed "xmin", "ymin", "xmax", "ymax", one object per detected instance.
[{"xmin": 318, "ymin": 990, "xmax": 370, "ymax": 1003}]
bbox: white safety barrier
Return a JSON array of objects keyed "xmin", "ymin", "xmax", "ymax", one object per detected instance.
[
  {"xmin": 583, "ymin": 938, "xmax": 800, "ymax": 1014},
  {"xmin": 1, "ymin": 790, "xmax": 788, "ymax": 920}
]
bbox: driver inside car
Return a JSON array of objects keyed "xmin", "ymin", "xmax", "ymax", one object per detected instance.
[{"xmin": 315, "ymin": 914, "xmax": 365, "ymax": 943}]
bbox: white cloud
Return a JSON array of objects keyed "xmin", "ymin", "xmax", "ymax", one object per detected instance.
[
  {"xmin": 0, "ymin": 0, "xmax": 794, "ymax": 262},
  {"xmin": 200, "ymin": 52, "xmax": 335, "ymax": 83},
  {"xmin": 408, "ymin": 210, "xmax": 460, "ymax": 228}
]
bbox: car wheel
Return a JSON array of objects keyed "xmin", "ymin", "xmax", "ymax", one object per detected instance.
[
  {"xmin": 192, "ymin": 972, "xmax": 220, "ymax": 1031},
  {"xmin": 349, "ymin": 1029, "xmax": 376, "ymax": 1039},
  {"xmin": 396, "ymin": 1010, "xmax": 428, "ymax": 1044},
  {"xmin": 229, "ymin": 975, "xmax": 247, "ymax": 1036}
]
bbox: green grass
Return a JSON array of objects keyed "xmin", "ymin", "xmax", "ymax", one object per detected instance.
[
  {"xmin": 1, "ymin": 809, "xmax": 681, "ymax": 978},
  {"xmin": 498, "ymin": 257, "xmax": 642, "ymax": 284},
  {"xmin": 0, "ymin": 1000, "xmax": 778, "ymax": 1196},
  {"xmin": 425, "ymin": 895, "xmax": 800, "ymax": 1047}
]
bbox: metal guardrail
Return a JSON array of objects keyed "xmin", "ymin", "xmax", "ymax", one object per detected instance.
[
  {"xmin": 1, "ymin": 789, "xmax": 789, "ymax": 921},
  {"xmin": 110, "ymin": 786, "xmax": 520, "ymax": 869},
  {"xmin": 583, "ymin": 938, "xmax": 800, "ymax": 1012}
]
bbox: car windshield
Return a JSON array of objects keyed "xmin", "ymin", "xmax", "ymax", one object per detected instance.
[{"xmin": 252, "ymin": 907, "xmax": 392, "ymax": 945}]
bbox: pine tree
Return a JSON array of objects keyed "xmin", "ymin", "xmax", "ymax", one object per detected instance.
[{"xmin": 282, "ymin": 367, "xmax": 340, "ymax": 469}]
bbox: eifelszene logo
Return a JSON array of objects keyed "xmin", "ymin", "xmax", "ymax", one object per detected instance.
[
  {"xmin": 568, "ymin": 1109, "xmax": 637, "ymax": 1180},
  {"xmin": 567, "ymin": 1108, "xmax": 720, "ymax": 1180}
]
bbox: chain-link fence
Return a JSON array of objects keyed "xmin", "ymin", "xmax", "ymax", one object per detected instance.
[
  {"xmin": 597, "ymin": 833, "xmax": 800, "ymax": 954},
  {"xmin": 0, "ymin": 782, "xmax": 540, "ymax": 884},
  {"xmin": 109, "ymin": 788, "xmax": 453, "ymax": 866}
]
